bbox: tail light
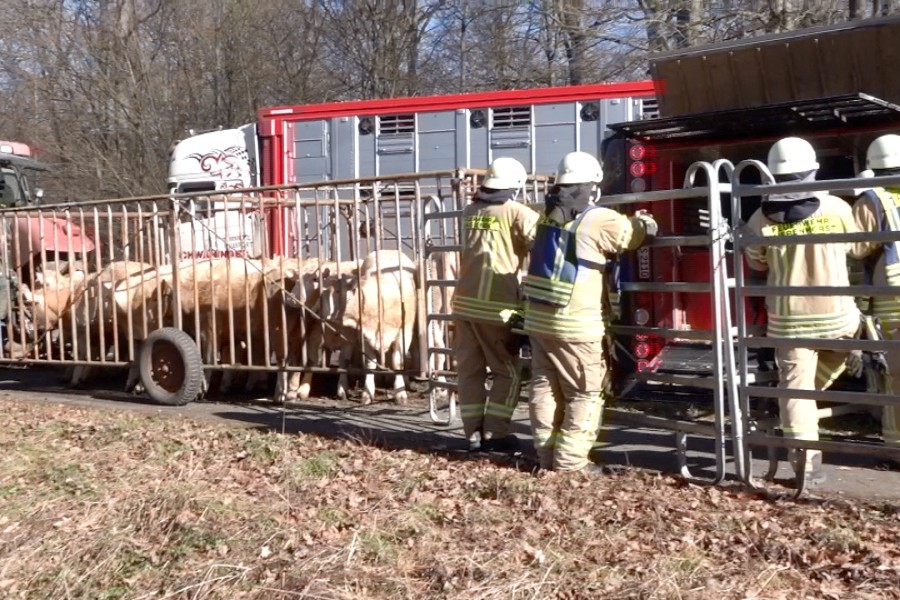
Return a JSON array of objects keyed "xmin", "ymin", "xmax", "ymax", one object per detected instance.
[
  {"xmin": 634, "ymin": 334, "xmax": 664, "ymax": 372},
  {"xmin": 627, "ymin": 142, "xmax": 656, "ymax": 193}
]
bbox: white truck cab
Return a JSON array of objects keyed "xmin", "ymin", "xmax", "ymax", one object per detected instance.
[{"xmin": 167, "ymin": 127, "xmax": 263, "ymax": 258}]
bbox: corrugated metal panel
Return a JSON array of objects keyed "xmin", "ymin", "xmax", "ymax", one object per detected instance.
[
  {"xmin": 609, "ymin": 93, "xmax": 900, "ymax": 143},
  {"xmin": 651, "ymin": 15, "xmax": 900, "ymax": 117}
]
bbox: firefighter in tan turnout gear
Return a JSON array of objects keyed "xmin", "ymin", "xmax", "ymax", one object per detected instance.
[
  {"xmin": 452, "ymin": 157, "xmax": 540, "ymax": 453},
  {"xmin": 744, "ymin": 137, "xmax": 865, "ymax": 485},
  {"xmin": 523, "ymin": 151, "xmax": 657, "ymax": 473},
  {"xmin": 851, "ymin": 134, "xmax": 900, "ymax": 463}
]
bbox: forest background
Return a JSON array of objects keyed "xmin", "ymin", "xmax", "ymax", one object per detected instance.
[{"xmin": 0, "ymin": 0, "xmax": 894, "ymax": 202}]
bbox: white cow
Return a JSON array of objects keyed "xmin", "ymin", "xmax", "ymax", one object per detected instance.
[
  {"xmin": 298, "ymin": 250, "xmax": 417, "ymax": 404},
  {"xmin": 336, "ymin": 249, "xmax": 418, "ymax": 403},
  {"xmin": 280, "ymin": 258, "xmax": 360, "ymax": 402}
]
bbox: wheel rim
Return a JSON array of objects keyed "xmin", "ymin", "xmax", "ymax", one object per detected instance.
[{"xmin": 150, "ymin": 339, "xmax": 185, "ymax": 393}]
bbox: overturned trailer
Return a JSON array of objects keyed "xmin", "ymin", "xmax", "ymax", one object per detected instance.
[{"xmin": 595, "ymin": 14, "xmax": 900, "ymax": 493}]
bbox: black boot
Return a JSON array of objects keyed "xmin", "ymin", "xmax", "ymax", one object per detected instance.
[{"xmin": 481, "ymin": 434, "xmax": 518, "ymax": 454}]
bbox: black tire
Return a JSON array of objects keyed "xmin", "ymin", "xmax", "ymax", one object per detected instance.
[{"xmin": 139, "ymin": 327, "xmax": 204, "ymax": 406}]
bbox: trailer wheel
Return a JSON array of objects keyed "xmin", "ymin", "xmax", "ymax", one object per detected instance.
[{"xmin": 140, "ymin": 327, "xmax": 203, "ymax": 406}]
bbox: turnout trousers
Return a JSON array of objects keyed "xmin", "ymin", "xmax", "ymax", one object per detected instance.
[
  {"xmin": 528, "ymin": 335, "xmax": 606, "ymax": 471},
  {"xmin": 881, "ymin": 326, "xmax": 900, "ymax": 448},
  {"xmin": 453, "ymin": 318, "xmax": 523, "ymax": 441},
  {"xmin": 776, "ymin": 345, "xmax": 849, "ymax": 466}
]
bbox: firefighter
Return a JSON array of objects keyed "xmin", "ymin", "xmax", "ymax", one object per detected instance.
[
  {"xmin": 523, "ymin": 151, "xmax": 657, "ymax": 473},
  {"xmin": 452, "ymin": 156, "xmax": 540, "ymax": 453},
  {"xmin": 850, "ymin": 134, "xmax": 900, "ymax": 465},
  {"xmin": 744, "ymin": 136, "xmax": 863, "ymax": 485}
]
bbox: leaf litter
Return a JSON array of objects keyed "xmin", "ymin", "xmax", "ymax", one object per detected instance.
[{"xmin": 0, "ymin": 397, "xmax": 898, "ymax": 599}]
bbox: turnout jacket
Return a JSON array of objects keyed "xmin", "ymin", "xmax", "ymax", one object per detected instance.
[
  {"xmin": 452, "ymin": 196, "xmax": 539, "ymax": 324},
  {"xmin": 523, "ymin": 207, "xmax": 649, "ymax": 342},
  {"xmin": 852, "ymin": 186, "xmax": 900, "ymax": 327},
  {"xmin": 745, "ymin": 193, "xmax": 862, "ymax": 339}
]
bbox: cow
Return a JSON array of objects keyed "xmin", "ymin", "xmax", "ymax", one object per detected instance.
[
  {"xmin": 67, "ymin": 260, "xmax": 158, "ymax": 385},
  {"xmin": 162, "ymin": 257, "xmax": 304, "ymax": 395},
  {"xmin": 279, "ymin": 258, "xmax": 361, "ymax": 402},
  {"xmin": 13, "ymin": 265, "xmax": 88, "ymax": 358},
  {"xmin": 317, "ymin": 250, "xmax": 418, "ymax": 404}
]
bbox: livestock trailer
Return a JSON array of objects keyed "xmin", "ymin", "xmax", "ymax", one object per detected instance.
[{"xmin": 167, "ymin": 81, "xmax": 657, "ymax": 257}]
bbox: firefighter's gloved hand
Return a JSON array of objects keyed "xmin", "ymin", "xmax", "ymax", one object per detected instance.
[
  {"xmin": 635, "ymin": 210, "xmax": 658, "ymax": 239},
  {"xmin": 499, "ymin": 308, "xmax": 526, "ymax": 333},
  {"xmin": 846, "ymin": 350, "xmax": 864, "ymax": 378}
]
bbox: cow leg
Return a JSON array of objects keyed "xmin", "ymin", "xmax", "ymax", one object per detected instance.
[
  {"xmin": 361, "ymin": 355, "xmax": 378, "ymax": 405},
  {"xmin": 389, "ymin": 343, "xmax": 408, "ymax": 404},
  {"xmin": 336, "ymin": 338, "xmax": 356, "ymax": 401},
  {"xmin": 298, "ymin": 328, "xmax": 321, "ymax": 400},
  {"xmin": 297, "ymin": 372, "xmax": 313, "ymax": 400}
]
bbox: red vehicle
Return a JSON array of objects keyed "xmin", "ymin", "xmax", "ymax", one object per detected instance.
[{"xmin": 601, "ymin": 15, "xmax": 900, "ymax": 387}]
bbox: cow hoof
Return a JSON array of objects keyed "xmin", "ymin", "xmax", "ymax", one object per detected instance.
[
  {"xmin": 298, "ymin": 384, "xmax": 311, "ymax": 400},
  {"xmin": 360, "ymin": 391, "xmax": 374, "ymax": 405},
  {"xmin": 336, "ymin": 388, "xmax": 348, "ymax": 401},
  {"xmin": 393, "ymin": 391, "xmax": 408, "ymax": 405}
]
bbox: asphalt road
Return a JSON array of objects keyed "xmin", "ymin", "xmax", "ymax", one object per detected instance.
[{"xmin": 1, "ymin": 365, "xmax": 898, "ymax": 504}]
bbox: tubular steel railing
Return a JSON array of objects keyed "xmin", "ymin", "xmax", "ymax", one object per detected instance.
[{"xmin": 730, "ymin": 165, "xmax": 900, "ymax": 497}]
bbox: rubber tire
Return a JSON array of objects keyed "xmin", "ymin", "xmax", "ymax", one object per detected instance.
[{"xmin": 139, "ymin": 327, "xmax": 204, "ymax": 406}]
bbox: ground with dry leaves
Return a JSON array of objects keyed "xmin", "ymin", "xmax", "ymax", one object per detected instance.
[{"xmin": 1, "ymin": 397, "xmax": 898, "ymax": 600}]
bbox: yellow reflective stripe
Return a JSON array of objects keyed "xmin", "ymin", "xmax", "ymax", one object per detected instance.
[
  {"xmin": 453, "ymin": 295, "xmax": 519, "ymax": 322},
  {"xmin": 767, "ymin": 311, "xmax": 858, "ymax": 338},
  {"xmin": 485, "ymin": 403, "xmax": 517, "ymax": 420},
  {"xmin": 532, "ymin": 430, "xmax": 558, "ymax": 447},
  {"xmin": 885, "ymin": 262, "xmax": 900, "ymax": 283},
  {"xmin": 781, "ymin": 428, "xmax": 818, "ymax": 441},
  {"xmin": 489, "ymin": 361, "xmax": 521, "ymax": 414},
  {"xmin": 460, "ymin": 404, "xmax": 486, "ymax": 419},
  {"xmin": 872, "ymin": 298, "xmax": 900, "ymax": 322},
  {"xmin": 815, "ymin": 360, "xmax": 845, "ymax": 391},
  {"xmin": 522, "ymin": 274, "xmax": 574, "ymax": 304}
]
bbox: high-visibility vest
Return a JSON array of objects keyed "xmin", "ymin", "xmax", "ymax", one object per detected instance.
[{"xmin": 522, "ymin": 207, "xmax": 597, "ymax": 308}]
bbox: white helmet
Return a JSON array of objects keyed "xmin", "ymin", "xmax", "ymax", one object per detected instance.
[
  {"xmin": 555, "ymin": 151, "xmax": 603, "ymax": 184},
  {"xmin": 482, "ymin": 156, "xmax": 527, "ymax": 190},
  {"xmin": 866, "ymin": 134, "xmax": 900, "ymax": 171},
  {"xmin": 767, "ymin": 137, "xmax": 819, "ymax": 175}
]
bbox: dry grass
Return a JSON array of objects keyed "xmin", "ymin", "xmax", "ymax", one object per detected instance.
[{"xmin": 1, "ymin": 397, "xmax": 898, "ymax": 600}]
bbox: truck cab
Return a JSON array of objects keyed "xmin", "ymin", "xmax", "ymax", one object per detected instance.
[
  {"xmin": 167, "ymin": 127, "xmax": 264, "ymax": 258},
  {"xmin": 0, "ymin": 141, "xmax": 47, "ymax": 208}
]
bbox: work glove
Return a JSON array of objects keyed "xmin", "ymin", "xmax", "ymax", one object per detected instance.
[
  {"xmin": 499, "ymin": 308, "xmax": 525, "ymax": 333},
  {"xmin": 845, "ymin": 350, "xmax": 864, "ymax": 378},
  {"xmin": 635, "ymin": 210, "xmax": 658, "ymax": 240}
]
